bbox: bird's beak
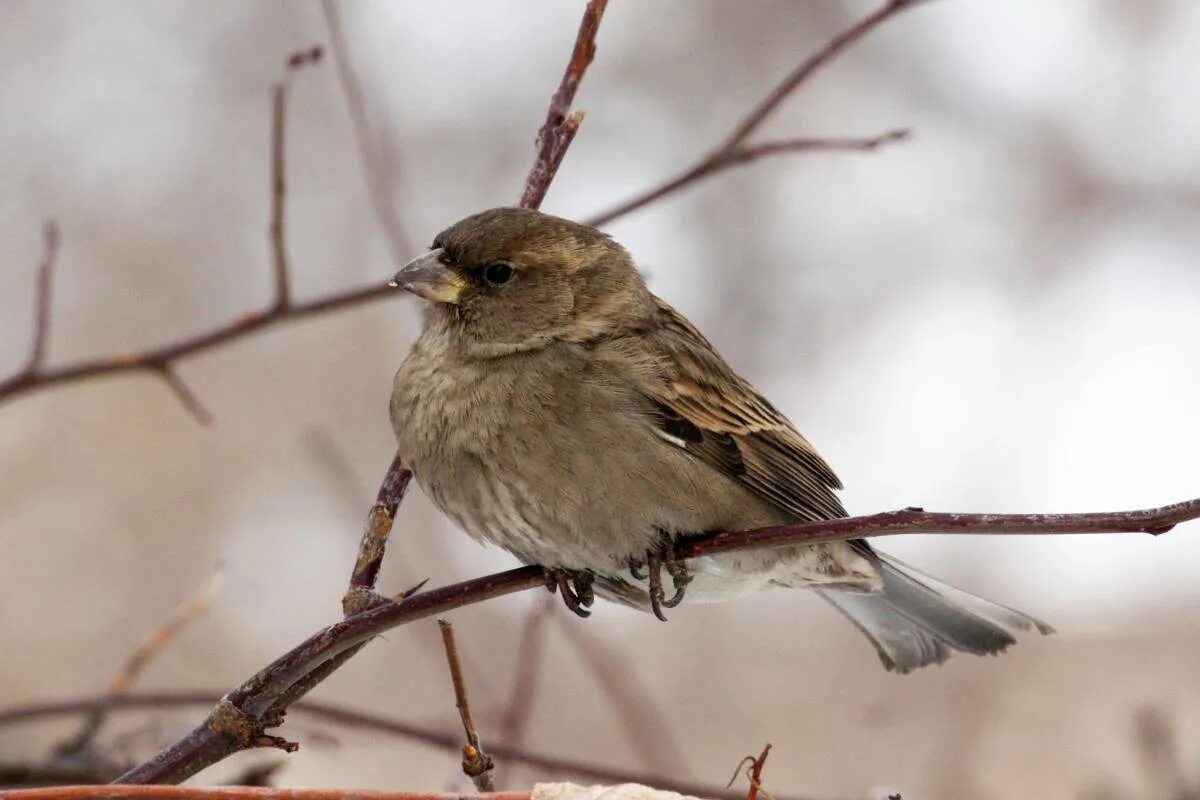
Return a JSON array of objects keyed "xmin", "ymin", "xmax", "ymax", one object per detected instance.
[{"xmin": 389, "ymin": 248, "xmax": 466, "ymax": 305}]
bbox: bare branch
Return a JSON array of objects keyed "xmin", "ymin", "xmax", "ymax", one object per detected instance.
[
  {"xmin": 271, "ymin": 45, "xmax": 322, "ymax": 311},
  {"xmin": 0, "ymin": 692, "xmax": 809, "ymax": 800},
  {"xmin": 722, "ymin": 1, "xmax": 923, "ymax": 151},
  {"xmin": 438, "ymin": 620, "xmax": 495, "ymax": 792},
  {"xmin": 321, "ymin": 0, "xmax": 413, "ymax": 259},
  {"xmin": 108, "ymin": 496, "xmax": 1198, "ymax": 785},
  {"xmin": 585, "ymin": 128, "xmax": 910, "ymax": 228},
  {"xmin": 269, "ymin": 82, "xmax": 291, "ymax": 311},
  {"xmin": 53, "ymin": 567, "xmax": 223, "ymax": 761},
  {"xmin": 518, "ymin": 0, "xmax": 609, "ymax": 209},
  {"xmin": 343, "ymin": 453, "xmax": 413, "ymax": 615},
  {"xmin": 584, "ymin": 0, "xmax": 930, "ymax": 228},
  {"xmin": 0, "ymin": 282, "xmax": 395, "ymax": 415},
  {"xmin": 22, "ymin": 220, "xmax": 61, "ymax": 376},
  {"xmin": 153, "ymin": 365, "xmax": 213, "ymax": 427},
  {"xmin": 0, "ymin": 787, "xmax": 517, "ymax": 800}
]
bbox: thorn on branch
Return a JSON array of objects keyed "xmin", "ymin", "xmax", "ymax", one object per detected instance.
[{"xmin": 253, "ymin": 734, "xmax": 300, "ymax": 753}]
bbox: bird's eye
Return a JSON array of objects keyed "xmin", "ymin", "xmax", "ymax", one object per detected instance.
[{"xmin": 483, "ymin": 263, "xmax": 513, "ymax": 285}]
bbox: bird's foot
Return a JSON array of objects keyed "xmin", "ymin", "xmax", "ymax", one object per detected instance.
[
  {"xmin": 543, "ymin": 568, "xmax": 595, "ymax": 618},
  {"xmin": 633, "ymin": 540, "xmax": 692, "ymax": 622}
]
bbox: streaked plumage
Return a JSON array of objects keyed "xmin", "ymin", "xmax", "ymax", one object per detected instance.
[{"xmin": 390, "ymin": 207, "xmax": 1051, "ymax": 672}]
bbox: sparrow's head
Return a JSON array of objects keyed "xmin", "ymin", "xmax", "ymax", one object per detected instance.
[{"xmin": 392, "ymin": 207, "xmax": 655, "ymax": 354}]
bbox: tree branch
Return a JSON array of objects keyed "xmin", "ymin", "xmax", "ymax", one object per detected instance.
[
  {"xmin": 0, "ymin": 0, "xmax": 918, "ymax": 416},
  {"xmin": 0, "ymin": 788, "xmax": 526, "ymax": 800},
  {"xmin": 437, "ymin": 621, "xmax": 494, "ymax": 792},
  {"xmin": 107, "ymin": 497, "xmax": 1198, "ymax": 785},
  {"xmin": 21, "ymin": 220, "xmax": 61, "ymax": 376},
  {"xmin": 584, "ymin": 129, "xmax": 910, "ymax": 228},
  {"xmin": 583, "ymin": 0, "xmax": 927, "ymax": 228},
  {"xmin": 0, "ymin": 48, "xmax": 326, "ymax": 423},
  {"xmin": 0, "ymin": 693, "xmax": 798, "ymax": 800},
  {"xmin": 518, "ymin": 0, "xmax": 608, "ymax": 209},
  {"xmin": 320, "ymin": 0, "xmax": 414, "ymax": 259}
]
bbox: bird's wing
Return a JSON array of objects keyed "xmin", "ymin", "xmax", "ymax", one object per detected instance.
[{"xmin": 639, "ymin": 296, "xmax": 847, "ymax": 522}]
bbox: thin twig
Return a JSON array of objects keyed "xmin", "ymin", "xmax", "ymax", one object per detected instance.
[
  {"xmin": 437, "ymin": 621, "xmax": 494, "ymax": 792},
  {"xmin": 584, "ymin": 0, "xmax": 928, "ymax": 227},
  {"xmin": 152, "ymin": 365, "xmax": 213, "ymax": 427},
  {"xmin": 320, "ymin": 0, "xmax": 412, "ymax": 259},
  {"xmin": 343, "ymin": 452, "xmax": 413, "ymax": 615},
  {"xmin": 0, "ymin": 693, "xmax": 798, "ymax": 800},
  {"xmin": 722, "ymin": 1, "xmax": 924, "ymax": 151},
  {"xmin": 518, "ymin": 0, "xmax": 609, "ymax": 209},
  {"xmin": 22, "ymin": 220, "xmax": 61, "ymax": 375},
  {"xmin": 746, "ymin": 744, "xmax": 773, "ymax": 800},
  {"xmin": 108, "ymin": 497, "xmax": 1199, "ymax": 785},
  {"xmin": 54, "ymin": 566, "xmax": 224, "ymax": 761},
  {"xmin": 585, "ymin": 129, "xmax": 910, "ymax": 228}
]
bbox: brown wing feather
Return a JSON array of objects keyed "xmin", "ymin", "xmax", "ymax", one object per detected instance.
[{"xmin": 643, "ymin": 297, "xmax": 846, "ymax": 522}]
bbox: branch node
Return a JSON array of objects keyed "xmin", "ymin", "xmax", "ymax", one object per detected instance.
[{"xmin": 208, "ymin": 699, "xmax": 260, "ymax": 748}]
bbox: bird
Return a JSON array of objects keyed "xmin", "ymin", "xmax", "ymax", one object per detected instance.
[{"xmin": 388, "ymin": 206, "xmax": 1052, "ymax": 673}]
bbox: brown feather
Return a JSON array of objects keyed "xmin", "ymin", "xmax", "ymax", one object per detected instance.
[{"xmin": 641, "ymin": 298, "xmax": 847, "ymax": 523}]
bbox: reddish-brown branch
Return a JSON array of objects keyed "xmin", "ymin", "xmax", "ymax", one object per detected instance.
[
  {"xmin": 22, "ymin": 220, "xmax": 61, "ymax": 375},
  {"xmin": 437, "ymin": 621, "xmax": 495, "ymax": 792},
  {"xmin": 745, "ymin": 744, "xmax": 772, "ymax": 800},
  {"xmin": 584, "ymin": 0, "xmax": 927, "ymax": 227},
  {"xmin": 0, "ymin": 788, "xmax": 530, "ymax": 800},
  {"xmin": 721, "ymin": 1, "xmax": 923, "ymax": 151},
  {"xmin": 344, "ymin": 452, "xmax": 413, "ymax": 614},
  {"xmin": 320, "ymin": 0, "xmax": 413, "ymax": 259},
  {"xmin": 107, "ymin": 497, "xmax": 1198, "ymax": 786},
  {"xmin": 0, "ymin": 693, "xmax": 789, "ymax": 800},
  {"xmin": 584, "ymin": 129, "xmax": 910, "ymax": 228},
  {"xmin": 269, "ymin": 81, "xmax": 292, "ymax": 312},
  {"xmin": 0, "ymin": 282, "xmax": 396, "ymax": 412},
  {"xmin": 518, "ymin": 0, "xmax": 608, "ymax": 209}
]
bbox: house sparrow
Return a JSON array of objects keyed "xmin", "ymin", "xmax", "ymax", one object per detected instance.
[{"xmin": 389, "ymin": 207, "xmax": 1051, "ymax": 673}]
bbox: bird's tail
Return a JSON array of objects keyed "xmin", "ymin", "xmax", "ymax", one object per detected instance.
[{"xmin": 819, "ymin": 550, "xmax": 1054, "ymax": 674}]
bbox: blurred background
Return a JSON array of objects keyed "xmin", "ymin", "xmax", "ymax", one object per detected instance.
[{"xmin": 2, "ymin": 1, "xmax": 1199, "ymax": 798}]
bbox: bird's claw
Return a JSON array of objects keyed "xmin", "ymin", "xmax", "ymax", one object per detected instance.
[
  {"xmin": 544, "ymin": 568, "xmax": 595, "ymax": 618},
  {"xmin": 641, "ymin": 539, "xmax": 691, "ymax": 621}
]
